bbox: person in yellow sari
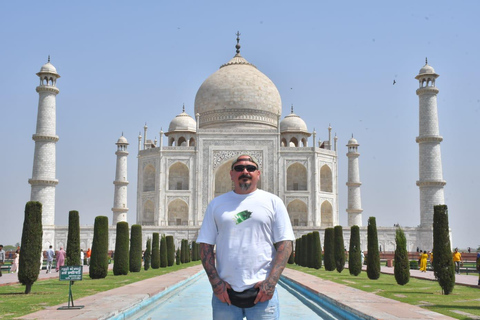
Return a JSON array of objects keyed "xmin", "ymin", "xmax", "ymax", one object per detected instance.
[{"xmin": 419, "ymin": 250, "xmax": 428, "ymax": 272}]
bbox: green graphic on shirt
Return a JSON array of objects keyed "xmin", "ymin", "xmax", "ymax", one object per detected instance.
[{"xmin": 233, "ymin": 210, "xmax": 252, "ymax": 225}]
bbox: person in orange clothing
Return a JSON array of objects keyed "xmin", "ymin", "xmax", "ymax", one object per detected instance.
[
  {"xmin": 419, "ymin": 250, "xmax": 428, "ymax": 272},
  {"xmin": 453, "ymin": 248, "xmax": 462, "ymax": 275},
  {"xmin": 86, "ymin": 248, "xmax": 92, "ymax": 265}
]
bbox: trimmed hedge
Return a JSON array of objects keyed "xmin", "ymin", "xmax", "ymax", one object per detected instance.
[
  {"xmin": 348, "ymin": 225, "xmax": 362, "ymax": 276},
  {"xmin": 166, "ymin": 235, "xmax": 175, "ymax": 266},
  {"xmin": 334, "ymin": 226, "xmax": 345, "ymax": 273},
  {"xmin": 294, "ymin": 238, "xmax": 300, "ymax": 265},
  {"xmin": 113, "ymin": 221, "xmax": 129, "ymax": 275},
  {"xmin": 176, "ymin": 248, "xmax": 181, "ymax": 265},
  {"xmin": 160, "ymin": 235, "xmax": 167, "ymax": 268},
  {"xmin": 18, "ymin": 201, "xmax": 43, "ymax": 294},
  {"xmin": 433, "ymin": 204, "xmax": 455, "ymax": 294},
  {"xmin": 307, "ymin": 233, "xmax": 314, "ymax": 268},
  {"xmin": 89, "ymin": 216, "xmax": 109, "ymax": 279},
  {"xmin": 66, "ymin": 210, "xmax": 81, "ymax": 266},
  {"xmin": 129, "ymin": 224, "xmax": 142, "ymax": 272},
  {"xmin": 367, "ymin": 217, "xmax": 380, "ymax": 280},
  {"xmin": 151, "ymin": 233, "xmax": 160, "ymax": 269},
  {"xmin": 394, "ymin": 227, "xmax": 410, "ymax": 285},
  {"xmin": 324, "ymin": 228, "xmax": 335, "ymax": 271},
  {"xmin": 301, "ymin": 234, "xmax": 308, "ymax": 267},
  {"xmin": 144, "ymin": 238, "xmax": 151, "ymax": 271},
  {"xmin": 312, "ymin": 231, "xmax": 322, "ymax": 269}
]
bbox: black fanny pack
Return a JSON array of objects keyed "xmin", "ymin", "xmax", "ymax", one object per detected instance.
[{"xmin": 227, "ymin": 287, "xmax": 259, "ymax": 308}]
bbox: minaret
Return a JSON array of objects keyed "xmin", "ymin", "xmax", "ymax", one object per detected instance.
[
  {"xmin": 29, "ymin": 57, "xmax": 60, "ymax": 227},
  {"xmin": 415, "ymin": 59, "xmax": 446, "ymax": 229},
  {"xmin": 346, "ymin": 135, "xmax": 363, "ymax": 227},
  {"xmin": 112, "ymin": 135, "xmax": 129, "ymax": 225}
]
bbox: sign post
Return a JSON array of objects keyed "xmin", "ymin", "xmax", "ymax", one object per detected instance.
[{"xmin": 57, "ymin": 265, "xmax": 85, "ymax": 310}]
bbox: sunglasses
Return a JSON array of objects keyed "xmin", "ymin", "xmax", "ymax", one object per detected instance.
[{"xmin": 233, "ymin": 165, "xmax": 258, "ymax": 172}]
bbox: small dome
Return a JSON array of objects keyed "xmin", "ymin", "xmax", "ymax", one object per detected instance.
[
  {"xmin": 419, "ymin": 64, "xmax": 435, "ymax": 75},
  {"xmin": 168, "ymin": 110, "xmax": 196, "ymax": 133},
  {"xmin": 280, "ymin": 111, "xmax": 308, "ymax": 133},
  {"xmin": 116, "ymin": 136, "xmax": 129, "ymax": 145},
  {"xmin": 347, "ymin": 137, "xmax": 359, "ymax": 146}
]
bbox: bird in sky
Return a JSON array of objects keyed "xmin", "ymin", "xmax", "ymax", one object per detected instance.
[{"xmin": 393, "ymin": 80, "xmax": 396, "ymax": 85}]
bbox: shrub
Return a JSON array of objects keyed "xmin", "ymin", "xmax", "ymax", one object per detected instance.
[
  {"xmin": 166, "ymin": 235, "xmax": 175, "ymax": 266},
  {"xmin": 409, "ymin": 260, "xmax": 418, "ymax": 270},
  {"xmin": 113, "ymin": 222, "xmax": 129, "ymax": 275},
  {"xmin": 312, "ymin": 231, "xmax": 322, "ymax": 269},
  {"xmin": 129, "ymin": 225, "xmax": 142, "ymax": 272},
  {"xmin": 151, "ymin": 233, "xmax": 160, "ymax": 269},
  {"xmin": 18, "ymin": 201, "xmax": 43, "ymax": 294},
  {"xmin": 433, "ymin": 205, "xmax": 455, "ymax": 294},
  {"xmin": 176, "ymin": 248, "xmax": 181, "ymax": 265},
  {"xmin": 66, "ymin": 210, "xmax": 81, "ymax": 266},
  {"xmin": 160, "ymin": 235, "xmax": 167, "ymax": 268},
  {"xmin": 367, "ymin": 217, "xmax": 380, "ymax": 280},
  {"xmin": 89, "ymin": 216, "xmax": 109, "ymax": 279},
  {"xmin": 144, "ymin": 238, "xmax": 151, "ymax": 271},
  {"xmin": 307, "ymin": 233, "xmax": 314, "ymax": 268},
  {"xmin": 288, "ymin": 246, "xmax": 295, "ymax": 264},
  {"xmin": 192, "ymin": 240, "xmax": 197, "ymax": 262},
  {"xmin": 348, "ymin": 226, "xmax": 362, "ymax": 276},
  {"xmin": 334, "ymin": 226, "xmax": 345, "ymax": 273},
  {"xmin": 323, "ymin": 228, "xmax": 335, "ymax": 271},
  {"xmin": 394, "ymin": 227, "xmax": 410, "ymax": 285},
  {"xmin": 294, "ymin": 238, "xmax": 300, "ymax": 265},
  {"xmin": 301, "ymin": 234, "xmax": 308, "ymax": 267}
]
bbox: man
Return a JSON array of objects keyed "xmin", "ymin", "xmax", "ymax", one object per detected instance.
[
  {"xmin": 197, "ymin": 155, "xmax": 294, "ymax": 320},
  {"xmin": 453, "ymin": 248, "xmax": 462, "ymax": 275},
  {"xmin": 0, "ymin": 245, "xmax": 5, "ymax": 277},
  {"xmin": 46, "ymin": 245, "xmax": 55, "ymax": 273}
]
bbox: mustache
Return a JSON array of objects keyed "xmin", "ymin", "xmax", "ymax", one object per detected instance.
[{"xmin": 239, "ymin": 174, "xmax": 252, "ymax": 180}]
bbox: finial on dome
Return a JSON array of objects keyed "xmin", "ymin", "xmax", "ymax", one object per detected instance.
[
  {"xmin": 291, "ymin": 104, "xmax": 294, "ymax": 114},
  {"xmin": 425, "ymin": 57, "xmax": 428, "ymax": 65},
  {"xmin": 182, "ymin": 103, "xmax": 185, "ymax": 113},
  {"xmin": 235, "ymin": 31, "xmax": 241, "ymax": 55},
  {"xmin": 122, "ymin": 131, "xmax": 124, "ymax": 136},
  {"xmin": 48, "ymin": 55, "xmax": 50, "ymax": 63},
  {"xmin": 351, "ymin": 133, "xmax": 354, "ymax": 138}
]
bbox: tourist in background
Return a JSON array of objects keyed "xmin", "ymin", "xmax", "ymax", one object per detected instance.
[
  {"xmin": 80, "ymin": 249, "xmax": 85, "ymax": 265},
  {"xmin": 10, "ymin": 249, "xmax": 19, "ymax": 273},
  {"xmin": 476, "ymin": 252, "xmax": 480, "ymax": 286},
  {"xmin": 46, "ymin": 245, "xmax": 55, "ymax": 273},
  {"xmin": 56, "ymin": 247, "xmax": 66, "ymax": 272},
  {"xmin": 86, "ymin": 248, "xmax": 91, "ymax": 265},
  {"xmin": 453, "ymin": 248, "xmax": 462, "ymax": 275},
  {"xmin": 0, "ymin": 245, "xmax": 5, "ymax": 277},
  {"xmin": 419, "ymin": 250, "xmax": 428, "ymax": 272}
]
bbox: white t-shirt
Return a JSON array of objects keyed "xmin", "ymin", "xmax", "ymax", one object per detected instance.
[{"xmin": 197, "ymin": 189, "xmax": 295, "ymax": 291}]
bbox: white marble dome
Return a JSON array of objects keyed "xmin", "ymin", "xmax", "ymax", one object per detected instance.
[
  {"xmin": 116, "ymin": 136, "xmax": 129, "ymax": 145},
  {"xmin": 280, "ymin": 111, "xmax": 308, "ymax": 133},
  {"xmin": 347, "ymin": 137, "xmax": 359, "ymax": 146},
  {"xmin": 38, "ymin": 62, "xmax": 59, "ymax": 75},
  {"xmin": 194, "ymin": 53, "xmax": 282, "ymax": 129},
  {"xmin": 418, "ymin": 64, "xmax": 435, "ymax": 75},
  {"xmin": 168, "ymin": 110, "xmax": 196, "ymax": 133}
]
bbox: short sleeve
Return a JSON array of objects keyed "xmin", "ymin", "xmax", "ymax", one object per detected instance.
[
  {"xmin": 196, "ymin": 202, "xmax": 217, "ymax": 245},
  {"xmin": 272, "ymin": 197, "xmax": 295, "ymax": 243}
]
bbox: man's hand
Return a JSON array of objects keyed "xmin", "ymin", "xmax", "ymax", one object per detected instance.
[
  {"xmin": 213, "ymin": 279, "xmax": 232, "ymax": 304},
  {"xmin": 253, "ymin": 278, "xmax": 275, "ymax": 304}
]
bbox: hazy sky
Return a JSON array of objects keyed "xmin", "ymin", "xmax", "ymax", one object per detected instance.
[{"xmin": 1, "ymin": 1, "xmax": 479, "ymax": 249}]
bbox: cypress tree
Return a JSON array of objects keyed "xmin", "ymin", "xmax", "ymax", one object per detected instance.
[
  {"xmin": 160, "ymin": 235, "xmax": 167, "ymax": 268},
  {"xmin": 195, "ymin": 242, "xmax": 201, "ymax": 261},
  {"xmin": 334, "ymin": 226, "xmax": 346, "ymax": 273},
  {"xmin": 367, "ymin": 217, "xmax": 380, "ymax": 280},
  {"xmin": 166, "ymin": 235, "xmax": 175, "ymax": 266},
  {"xmin": 144, "ymin": 238, "xmax": 151, "ymax": 271},
  {"xmin": 180, "ymin": 240, "xmax": 185, "ymax": 263},
  {"xmin": 151, "ymin": 233, "xmax": 160, "ymax": 269},
  {"xmin": 129, "ymin": 225, "xmax": 142, "ymax": 272},
  {"xmin": 301, "ymin": 234, "xmax": 308, "ymax": 267},
  {"xmin": 89, "ymin": 216, "xmax": 109, "ymax": 279},
  {"xmin": 66, "ymin": 210, "xmax": 81, "ymax": 266},
  {"xmin": 176, "ymin": 248, "xmax": 181, "ymax": 265},
  {"xmin": 113, "ymin": 222, "xmax": 129, "ymax": 275},
  {"xmin": 324, "ymin": 228, "xmax": 335, "ymax": 271},
  {"xmin": 433, "ymin": 205, "xmax": 455, "ymax": 294},
  {"xmin": 192, "ymin": 240, "xmax": 197, "ymax": 262},
  {"xmin": 394, "ymin": 227, "xmax": 410, "ymax": 285},
  {"xmin": 312, "ymin": 231, "xmax": 322, "ymax": 269},
  {"xmin": 348, "ymin": 226, "xmax": 362, "ymax": 276},
  {"xmin": 18, "ymin": 201, "xmax": 43, "ymax": 294},
  {"xmin": 288, "ymin": 246, "xmax": 295, "ymax": 264},
  {"xmin": 307, "ymin": 232, "xmax": 314, "ymax": 268},
  {"xmin": 186, "ymin": 240, "xmax": 191, "ymax": 262}
]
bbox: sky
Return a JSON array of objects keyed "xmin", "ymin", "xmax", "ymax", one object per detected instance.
[{"xmin": 1, "ymin": 1, "xmax": 479, "ymax": 249}]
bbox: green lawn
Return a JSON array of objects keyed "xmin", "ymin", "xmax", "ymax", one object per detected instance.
[
  {"xmin": 287, "ymin": 264, "xmax": 480, "ymax": 320},
  {"xmin": 0, "ymin": 261, "xmax": 202, "ymax": 319}
]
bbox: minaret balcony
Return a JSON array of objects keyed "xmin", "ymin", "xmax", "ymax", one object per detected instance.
[
  {"xmin": 36, "ymin": 86, "xmax": 60, "ymax": 94},
  {"xmin": 28, "ymin": 178, "xmax": 58, "ymax": 186},
  {"xmin": 416, "ymin": 180, "xmax": 446, "ymax": 187},
  {"xmin": 32, "ymin": 134, "xmax": 59, "ymax": 142},
  {"xmin": 346, "ymin": 182, "xmax": 362, "ymax": 187},
  {"xmin": 416, "ymin": 86, "xmax": 439, "ymax": 95},
  {"xmin": 415, "ymin": 135, "xmax": 443, "ymax": 143},
  {"xmin": 113, "ymin": 180, "xmax": 129, "ymax": 186}
]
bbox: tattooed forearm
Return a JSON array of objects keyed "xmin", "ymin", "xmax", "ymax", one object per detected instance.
[
  {"xmin": 263, "ymin": 241, "xmax": 292, "ymax": 294},
  {"xmin": 200, "ymin": 243, "xmax": 225, "ymax": 294}
]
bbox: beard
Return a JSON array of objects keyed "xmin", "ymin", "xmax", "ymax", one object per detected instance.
[{"xmin": 239, "ymin": 174, "xmax": 252, "ymax": 191}]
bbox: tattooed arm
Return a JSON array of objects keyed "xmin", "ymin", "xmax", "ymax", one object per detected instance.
[
  {"xmin": 254, "ymin": 240, "xmax": 293, "ymax": 304},
  {"xmin": 199, "ymin": 243, "xmax": 231, "ymax": 304}
]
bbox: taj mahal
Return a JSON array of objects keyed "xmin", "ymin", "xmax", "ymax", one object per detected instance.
[{"xmin": 29, "ymin": 35, "xmax": 446, "ymax": 252}]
